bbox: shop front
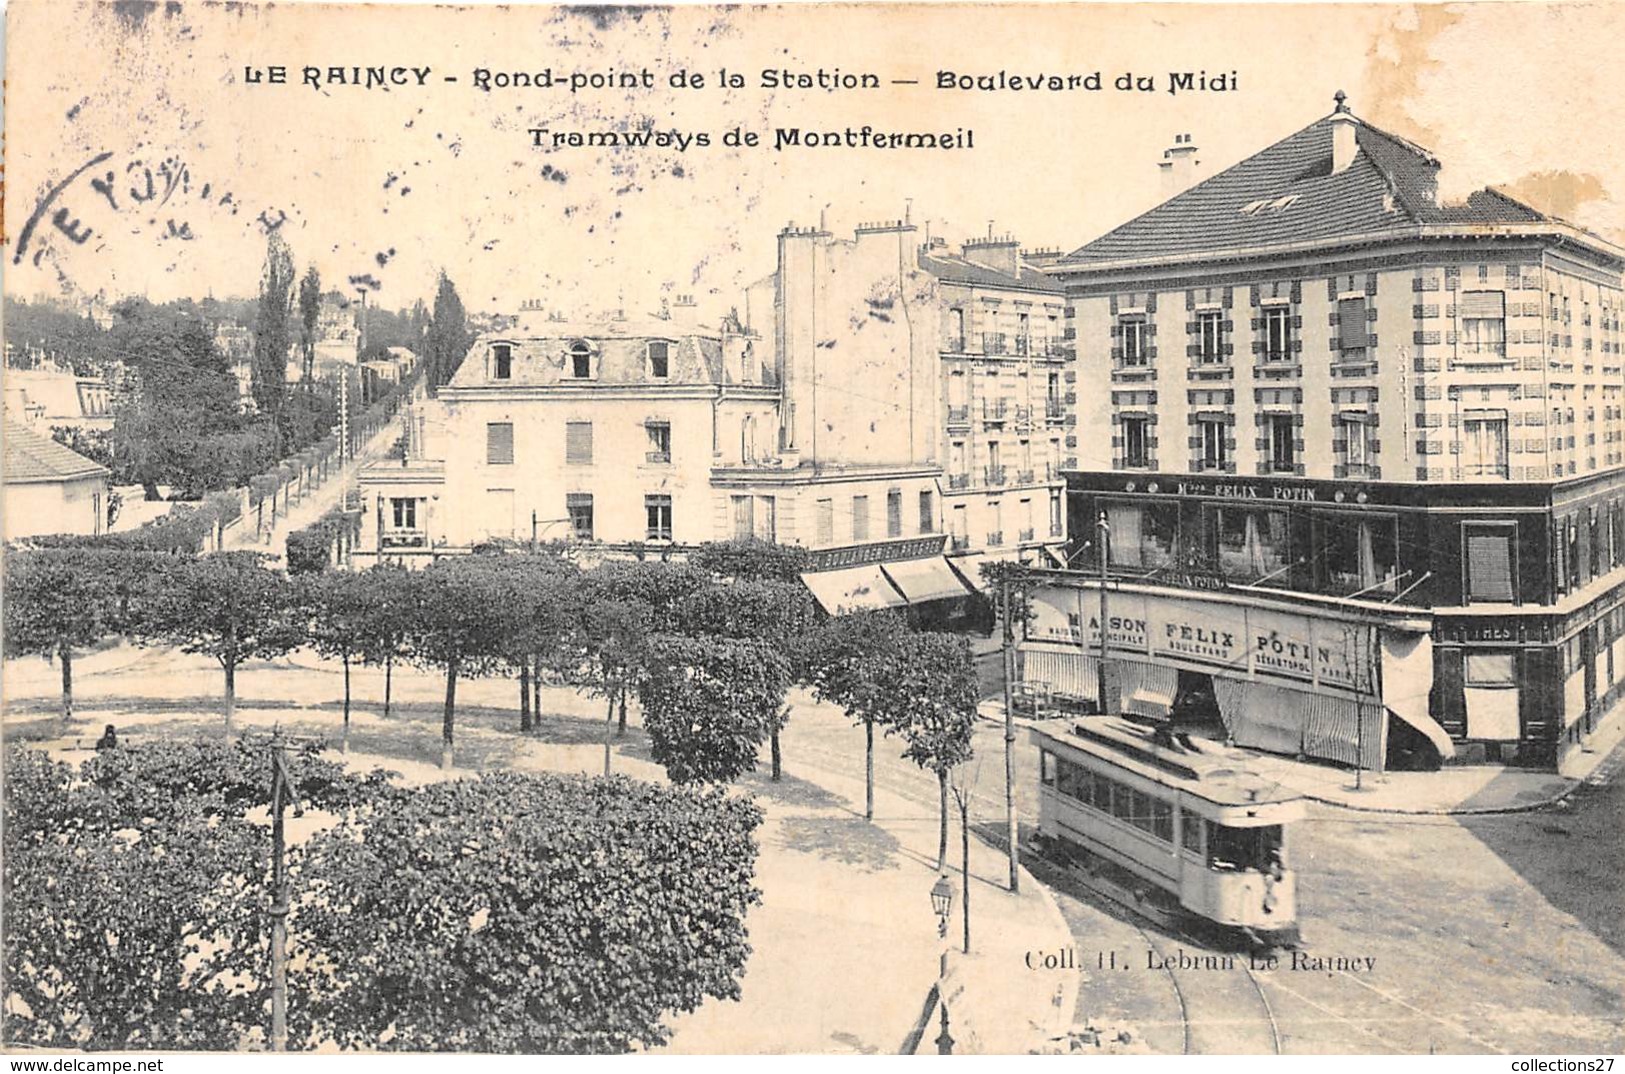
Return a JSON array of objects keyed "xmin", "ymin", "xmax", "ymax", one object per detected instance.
[{"xmin": 1020, "ymin": 574, "xmax": 1450, "ymax": 772}]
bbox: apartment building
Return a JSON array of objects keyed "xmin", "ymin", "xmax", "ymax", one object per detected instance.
[
  {"xmin": 919, "ymin": 233, "xmax": 1071, "ymax": 571},
  {"xmin": 1025, "ymin": 94, "xmax": 1625, "ymax": 772}
]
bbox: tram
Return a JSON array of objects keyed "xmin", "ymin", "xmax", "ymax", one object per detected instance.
[{"xmin": 1032, "ymin": 716, "xmax": 1304, "ymax": 946}]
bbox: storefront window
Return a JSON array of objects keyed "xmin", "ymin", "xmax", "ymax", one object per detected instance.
[
  {"xmin": 1214, "ymin": 507, "xmax": 1290, "ymax": 582},
  {"xmin": 1106, "ymin": 500, "xmax": 1179, "ymax": 570},
  {"xmin": 1315, "ymin": 511, "xmax": 1399, "ymax": 596}
]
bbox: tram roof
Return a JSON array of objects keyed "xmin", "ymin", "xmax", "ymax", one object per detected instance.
[{"xmin": 1031, "ymin": 717, "xmax": 1303, "ymax": 809}]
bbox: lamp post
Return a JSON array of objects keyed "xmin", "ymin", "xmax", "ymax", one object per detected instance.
[{"xmin": 930, "ymin": 873, "xmax": 956, "ymax": 1055}]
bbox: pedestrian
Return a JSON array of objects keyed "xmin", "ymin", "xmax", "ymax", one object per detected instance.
[{"xmin": 95, "ymin": 724, "xmax": 118, "ymax": 751}]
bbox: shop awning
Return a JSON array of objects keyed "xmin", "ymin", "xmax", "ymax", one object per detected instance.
[
  {"xmin": 1021, "ymin": 646, "xmax": 1099, "ymax": 704},
  {"xmin": 1114, "ymin": 659, "xmax": 1179, "ymax": 719},
  {"xmin": 880, "ymin": 556, "xmax": 974, "ymax": 604},
  {"xmin": 1381, "ymin": 631, "xmax": 1455, "ymax": 761},
  {"xmin": 800, "ymin": 564, "xmax": 906, "ymax": 615}
]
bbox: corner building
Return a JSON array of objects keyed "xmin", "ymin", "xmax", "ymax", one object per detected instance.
[{"xmin": 1031, "ymin": 95, "xmax": 1625, "ymax": 771}]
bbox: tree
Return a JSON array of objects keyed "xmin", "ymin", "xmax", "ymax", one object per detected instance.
[
  {"xmin": 290, "ymin": 772, "xmax": 762, "ymax": 1052},
  {"xmin": 673, "ymin": 579, "xmax": 815, "ymax": 780},
  {"xmin": 452, "ymin": 554, "xmax": 581, "ymax": 732},
  {"xmin": 688, "ymin": 538, "xmax": 814, "ymax": 584},
  {"xmin": 3, "ymin": 740, "xmax": 393, "ymax": 1050},
  {"xmin": 423, "ymin": 271, "xmax": 471, "ymax": 397},
  {"xmin": 887, "ymin": 632, "xmax": 979, "ymax": 870},
  {"xmin": 354, "ymin": 564, "xmax": 420, "ymax": 720},
  {"xmin": 299, "ymin": 572, "xmax": 380, "ymax": 752},
  {"xmin": 802, "ymin": 609, "xmax": 910, "ymax": 821},
  {"xmin": 252, "ymin": 232, "xmax": 297, "ymax": 444},
  {"xmin": 638, "ymin": 635, "xmax": 790, "ymax": 785},
  {"xmin": 404, "ymin": 560, "xmax": 510, "ymax": 769},
  {"xmin": 2, "ymin": 550, "xmax": 121, "ymax": 723},
  {"xmin": 143, "ymin": 552, "xmax": 302, "ymax": 732},
  {"xmin": 297, "ymin": 266, "xmax": 322, "ymax": 392}
]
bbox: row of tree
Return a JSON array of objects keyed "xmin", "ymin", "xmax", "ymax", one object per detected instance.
[
  {"xmin": 4, "ymin": 541, "xmax": 982, "ymax": 865},
  {"xmin": 4, "ymin": 738, "xmax": 761, "ymax": 1051}
]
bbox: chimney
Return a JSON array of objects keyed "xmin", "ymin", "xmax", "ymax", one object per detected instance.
[
  {"xmin": 671, "ymin": 294, "xmax": 699, "ymax": 329},
  {"xmin": 1158, "ymin": 133, "xmax": 1200, "ymax": 197},
  {"xmin": 1330, "ymin": 90, "xmax": 1357, "ymax": 174},
  {"xmin": 962, "ymin": 232, "xmax": 1022, "ymax": 278}
]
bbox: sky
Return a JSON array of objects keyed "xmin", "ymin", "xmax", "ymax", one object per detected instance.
[{"xmin": 5, "ymin": 1, "xmax": 1622, "ymax": 325}]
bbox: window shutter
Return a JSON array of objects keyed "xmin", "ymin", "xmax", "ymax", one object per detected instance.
[
  {"xmin": 565, "ymin": 421, "xmax": 593, "ymax": 463},
  {"xmin": 486, "ymin": 422, "xmax": 515, "ymax": 465},
  {"xmin": 1460, "ymin": 291, "xmax": 1506, "ymax": 319},
  {"xmin": 1466, "ymin": 531, "xmax": 1515, "ymax": 602},
  {"xmin": 1339, "ymin": 299, "xmax": 1369, "ymax": 349}
]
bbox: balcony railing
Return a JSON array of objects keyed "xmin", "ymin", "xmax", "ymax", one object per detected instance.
[
  {"xmin": 1016, "ymin": 468, "xmax": 1036, "ymax": 485},
  {"xmin": 946, "ymin": 405, "xmax": 970, "ymax": 426},
  {"xmin": 948, "ymin": 472, "xmax": 972, "ymax": 490},
  {"xmin": 645, "ymin": 451, "xmax": 672, "ymax": 464},
  {"xmin": 982, "ymin": 332, "xmax": 1008, "ymax": 355},
  {"xmin": 1039, "ymin": 338, "xmax": 1069, "ymax": 358},
  {"xmin": 1014, "ymin": 405, "xmax": 1033, "ymax": 426},
  {"xmin": 984, "ymin": 465, "xmax": 1007, "ymax": 487},
  {"xmin": 1459, "ymin": 341, "xmax": 1508, "ymax": 358},
  {"xmin": 949, "ymin": 535, "xmax": 970, "ymax": 551},
  {"xmin": 380, "ymin": 529, "xmax": 428, "ymax": 549},
  {"xmin": 1019, "ymin": 527, "xmax": 1036, "ymax": 543},
  {"xmin": 1013, "ymin": 335, "xmax": 1031, "ymax": 356},
  {"xmin": 1045, "ymin": 400, "xmax": 1065, "ymax": 422},
  {"xmin": 1050, "ymin": 522, "xmax": 1064, "ymax": 538},
  {"xmin": 986, "ymin": 530, "xmax": 1004, "ymax": 546},
  {"xmin": 945, "ymin": 335, "xmax": 967, "ymax": 353},
  {"xmin": 982, "ymin": 399, "xmax": 1009, "ymax": 422}
]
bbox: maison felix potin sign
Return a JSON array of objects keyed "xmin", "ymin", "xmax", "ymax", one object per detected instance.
[{"xmin": 1031, "ymin": 586, "xmax": 1373, "ymax": 691}]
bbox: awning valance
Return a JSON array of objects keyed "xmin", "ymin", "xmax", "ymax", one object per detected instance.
[
  {"xmin": 800, "ymin": 564, "xmax": 906, "ymax": 615},
  {"xmin": 880, "ymin": 556, "xmax": 974, "ymax": 604},
  {"xmin": 1381, "ymin": 631, "xmax": 1455, "ymax": 761}
]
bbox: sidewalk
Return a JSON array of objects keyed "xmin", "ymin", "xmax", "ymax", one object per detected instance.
[{"xmin": 979, "ymin": 699, "xmax": 1621, "ymax": 816}]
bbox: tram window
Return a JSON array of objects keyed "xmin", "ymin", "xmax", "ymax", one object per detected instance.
[
  {"xmin": 1076, "ymin": 767, "xmax": 1096, "ymax": 804},
  {"xmin": 1129, "ymin": 789, "xmax": 1154, "ymax": 833},
  {"xmin": 1151, "ymin": 799, "xmax": 1174, "ymax": 842},
  {"xmin": 1207, "ymin": 823, "xmax": 1285, "ymax": 872},
  {"xmin": 1090, "ymin": 772, "xmax": 1112, "ymax": 812},
  {"xmin": 1040, "ymin": 751, "xmax": 1055, "ymax": 786},
  {"xmin": 1056, "ymin": 757, "xmax": 1081, "ymax": 798},
  {"xmin": 1180, "ymin": 808, "xmax": 1203, "ymax": 853}
]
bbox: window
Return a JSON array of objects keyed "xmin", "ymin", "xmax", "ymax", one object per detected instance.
[
  {"xmin": 1460, "ymin": 291, "xmax": 1506, "ymax": 357},
  {"xmin": 1462, "ymin": 411, "xmax": 1509, "ymax": 477},
  {"xmin": 1214, "ymin": 507, "xmax": 1289, "ymax": 581},
  {"xmin": 1338, "ymin": 297, "xmax": 1369, "ymax": 353},
  {"xmin": 732, "ymin": 495, "xmax": 755, "ymax": 539},
  {"xmin": 1197, "ymin": 309, "xmax": 1225, "ymax": 363},
  {"xmin": 951, "ymin": 503, "xmax": 968, "ymax": 545},
  {"xmin": 816, "ymin": 499, "xmax": 835, "ymax": 545},
  {"xmin": 852, "ymin": 495, "xmax": 870, "ymax": 541},
  {"xmin": 647, "ymin": 340, "xmax": 670, "ymax": 379},
  {"xmin": 1119, "ymin": 316, "xmax": 1148, "ymax": 366},
  {"xmin": 1122, "ymin": 416, "xmax": 1150, "ymax": 468},
  {"xmin": 492, "ymin": 343, "xmax": 513, "ymax": 380},
  {"xmin": 948, "ymin": 308, "xmax": 966, "ymax": 351},
  {"xmin": 566, "ymin": 493, "xmax": 594, "ymax": 540},
  {"xmin": 565, "ymin": 421, "xmax": 593, "ymax": 465},
  {"xmin": 1040, "ymin": 750, "xmax": 1055, "ymax": 786},
  {"xmin": 1180, "ymin": 807, "xmax": 1203, "ymax": 854},
  {"xmin": 646, "ymin": 420, "xmax": 672, "ymax": 463},
  {"xmin": 1050, "ymin": 491, "xmax": 1063, "ymax": 537},
  {"xmin": 1465, "ymin": 524, "xmax": 1515, "ymax": 603},
  {"xmin": 1105, "ymin": 500, "xmax": 1179, "ymax": 569},
  {"xmin": 919, "ymin": 490, "xmax": 934, "ymax": 533},
  {"xmin": 1268, "ymin": 414, "xmax": 1296, "ymax": 472},
  {"xmin": 645, "ymin": 494, "xmax": 673, "ymax": 541},
  {"xmin": 1343, "ymin": 415, "xmax": 1374, "ymax": 471},
  {"xmin": 1198, "ymin": 417, "xmax": 1229, "ymax": 470},
  {"xmin": 1263, "ymin": 304, "xmax": 1293, "ymax": 361},
  {"xmin": 570, "ymin": 342, "xmax": 592, "ymax": 379},
  {"xmin": 757, "ymin": 496, "xmax": 777, "ymax": 541},
  {"xmin": 887, "ymin": 489, "xmax": 903, "ymax": 537},
  {"xmin": 391, "ymin": 498, "xmax": 418, "ymax": 529},
  {"xmin": 1465, "ymin": 651, "xmax": 1517, "ymax": 687},
  {"xmin": 1316, "ymin": 512, "xmax": 1399, "ymax": 595},
  {"xmin": 486, "ymin": 422, "xmax": 514, "ymax": 465}
]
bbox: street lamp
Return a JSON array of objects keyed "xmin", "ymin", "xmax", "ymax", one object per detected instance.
[{"xmin": 930, "ymin": 873, "xmax": 956, "ymax": 1055}]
